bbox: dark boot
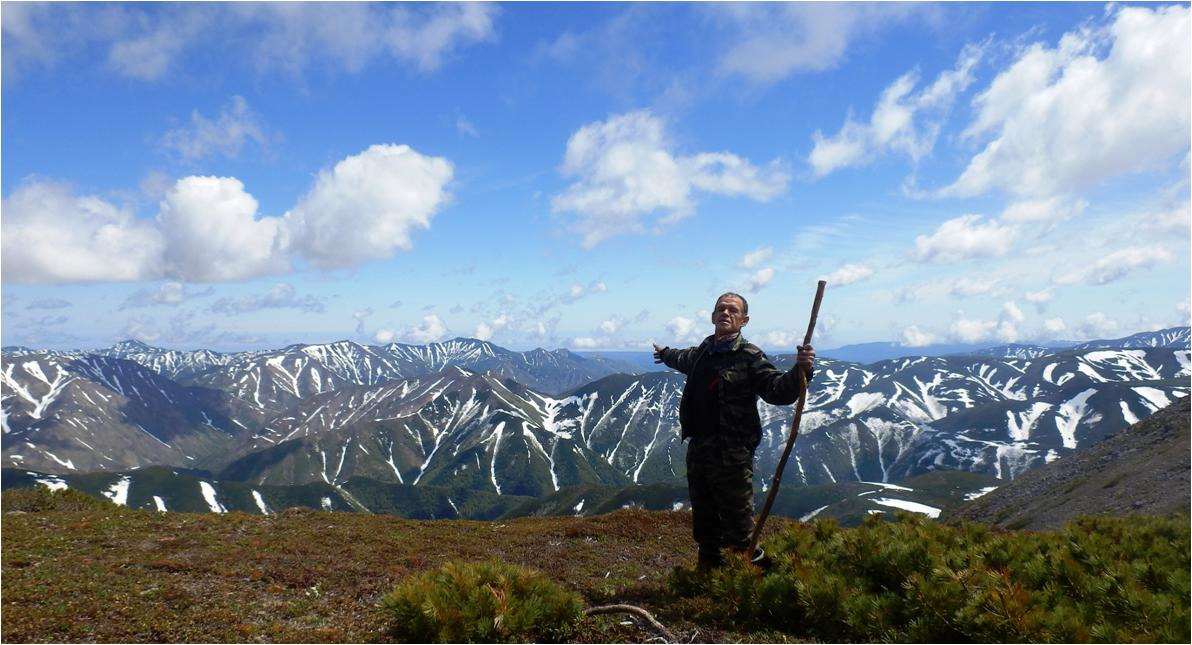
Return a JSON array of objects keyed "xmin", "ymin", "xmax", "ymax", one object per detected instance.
[{"xmin": 697, "ymin": 547, "xmax": 723, "ymax": 571}]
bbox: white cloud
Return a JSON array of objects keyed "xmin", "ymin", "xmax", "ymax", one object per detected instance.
[
  {"xmin": 941, "ymin": 5, "xmax": 1191, "ymax": 198},
  {"xmin": 949, "ymin": 277, "xmax": 1008, "ymax": 298},
  {"xmin": 374, "ymin": 329, "xmax": 397, "ymax": 344},
  {"xmin": 1176, "ymin": 298, "xmax": 1191, "ymax": 325},
  {"xmin": 474, "ymin": 322, "xmax": 493, "ymax": 341},
  {"xmin": 406, "ymin": 314, "xmax": 447, "ymax": 343},
  {"xmin": 810, "ymin": 44, "xmax": 982, "ymax": 176},
  {"xmin": 3, "ymin": 144, "xmax": 454, "ymax": 285},
  {"xmin": 0, "ymin": 180, "xmax": 166, "ymax": 283},
  {"xmin": 121, "ymin": 281, "xmax": 212, "ymax": 309},
  {"xmin": 552, "ymin": 111, "xmax": 789, "ymax": 247},
  {"xmin": 284, "ymin": 144, "xmax": 453, "ymax": 269},
  {"xmin": 760, "ymin": 330, "xmax": 800, "ymax": 349},
  {"xmin": 747, "ymin": 268, "xmax": 776, "ymax": 292},
  {"xmin": 1138, "ymin": 199, "xmax": 1192, "ymax": 236},
  {"xmin": 822, "ymin": 263, "xmax": 874, "ymax": 287},
  {"xmin": 599, "ymin": 318, "xmax": 621, "ymax": 335},
  {"xmin": 665, "ymin": 316, "xmax": 703, "ymax": 345},
  {"xmin": 740, "ymin": 246, "xmax": 773, "ymax": 269},
  {"xmin": 1079, "ymin": 312, "xmax": 1120, "ymax": 339},
  {"xmin": 1054, "ymin": 246, "xmax": 1173, "ymax": 285},
  {"xmin": 1002, "ymin": 301, "xmax": 1025, "ymax": 324},
  {"xmin": 380, "ymin": 2, "xmax": 498, "ymax": 72},
  {"xmin": 3, "ymin": 3, "xmax": 498, "ymax": 82},
  {"xmin": 1024, "ymin": 288, "xmax": 1053, "ymax": 304},
  {"xmin": 26, "ymin": 298, "xmax": 73, "ymax": 310},
  {"xmin": 1044, "ymin": 317, "xmax": 1066, "ymax": 334},
  {"xmin": 948, "ymin": 303, "xmax": 1023, "ymax": 344},
  {"xmin": 455, "ymin": 114, "xmax": 479, "ymax": 137},
  {"xmin": 714, "ymin": 3, "xmax": 919, "ymax": 84},
  {"xmin": 911, "ymin": 214, "xmax": 1017, "ymax": 263},
  {"xmin": 158, "ymin": 176, "xmax": 289, "ymax": 282},
  {"xmin": 159, "ymin": 96, "xmax": 268, "ymax": 160},
  {"xmin": 571, "ymin": 337, "xmax": 600, "ymax": 349},
  {"xmin": 901, "ymin": 325, "xmax": 938, "ymax": 347},
  {"xmin": 1000, "ymin": 195, "xmax": 1086, "ymax": 224},
  {"xmin": 209, "ymin": 283, "xmax": 325, "ymax": 315}
]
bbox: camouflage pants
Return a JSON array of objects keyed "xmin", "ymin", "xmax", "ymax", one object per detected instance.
[{"xmin": 686, "ymin": 436, "xmax": 755, "ymax": 556}]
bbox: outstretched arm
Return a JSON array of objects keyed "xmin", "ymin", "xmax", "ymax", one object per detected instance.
[
  {"xmin": 755, "ymin": 344, "xmax": 816, "ymax": 405},
  {"xmin": 653, "ymin": 342, "xmax": 703, "ymax": 374}
]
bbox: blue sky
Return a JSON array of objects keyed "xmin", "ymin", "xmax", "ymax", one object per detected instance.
[{"xmin": 2, "ymin": 2, "xmax": 1189, "ymax": 353}]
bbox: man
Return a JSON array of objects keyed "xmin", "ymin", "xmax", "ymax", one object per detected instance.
[{"xmin": 653, "ymin": 292, "xmax": 814, "ymax": 569}]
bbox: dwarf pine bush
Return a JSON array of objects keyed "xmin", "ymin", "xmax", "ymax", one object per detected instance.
[
  {"xmin": 380, "ymin": 560, "xmax": 584, "ymax": 643},
  {"xmin": 1, "ymin": 486, "xmax": 119, "ymax": 512},
  {"xmin": 672, "ymin": 513, "xmax": 1190, "ymax": 643}
]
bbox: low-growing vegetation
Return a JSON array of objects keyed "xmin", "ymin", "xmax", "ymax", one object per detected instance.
[
  {"xmin": 380, "ymin": 560, "xmax": 584, "ymax": 643},
  {"xmin": 3, "ymin": 485, "xmax": 1188, "ymax": 643},
  {"xmin": 671, "ymin": 512, "xmax": 1191, "ymax": 643}
]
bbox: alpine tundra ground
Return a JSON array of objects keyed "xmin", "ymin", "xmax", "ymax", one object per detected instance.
[{"xmin": 1, "ymin": 497, "xmax": 803, "ymax": 643}]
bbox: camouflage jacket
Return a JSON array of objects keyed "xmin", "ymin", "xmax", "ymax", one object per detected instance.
[{"xmin": 659, "ymin": 334, "xmax": 810, "ymax": 450}]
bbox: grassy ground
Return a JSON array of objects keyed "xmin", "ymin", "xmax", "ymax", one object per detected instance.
[{"xmin": 1, "ymin": 498, "xmax": 801, "ymax": 643}]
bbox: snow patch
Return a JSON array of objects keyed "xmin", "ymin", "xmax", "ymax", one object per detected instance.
[
  {"xmin": 103, "ymin": 475, "xmax": 131, "ymax": 506},
  {"xmin": 964, "ymin": 486, "xmax": 998, "ymax": 501},
  {"xmin": 199, "ymin": 481, "xmax": 227, "ymax": 513},
  {"xmin": 152, "ymin": 496, "xmax": 168, "ymax": 512},
  {"xmin": 1133, "ymin": 387, "xmax": 1171, "ymax": 412},
  {"xmin": 252, "ymin": 490, "xmax": 270, "ymax": 515},
  {"xmin": 800, "ymin": 505, "xmax": 830, "ymax": 521},
  {"xmin": 871, "ymin": 497, "xmax": 940, "ymax": 518},
  {"xmin": 34, "ymin": 475, "xmax": 68, "ymax": 491}
]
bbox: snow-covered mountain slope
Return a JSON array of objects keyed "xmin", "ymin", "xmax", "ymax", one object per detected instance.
[
  {"xmin": 216, "ymin": 366, "xmax": 632, "ymax": 495},
  {"xmin": 2, "ymin": 354, "xmax": 254, "ymax": 473},
  {"xmin": 4, "ymin": 335, "xmax": 1188, "ymax": 493}
]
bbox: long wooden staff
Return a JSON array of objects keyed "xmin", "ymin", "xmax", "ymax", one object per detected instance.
[{"xmin": 748, "ymin": 280, "xmax": 826, "ymax": 557}]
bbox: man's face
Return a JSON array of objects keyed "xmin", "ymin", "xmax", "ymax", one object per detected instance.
[{"xmin": 711, "ymin": 295, "xmax": 748, "ymax": 337}]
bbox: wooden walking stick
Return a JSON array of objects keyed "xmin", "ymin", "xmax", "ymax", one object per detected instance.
[{"xmin": 747, "ymin": 279, "xmax": 826, "ymax": 557}]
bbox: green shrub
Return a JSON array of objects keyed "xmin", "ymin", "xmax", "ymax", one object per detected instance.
[
  {"xmin": 672, "ymin": 513, "xmax": 1190, "ymax": 643},
  {"xmin": 379, "ymin": 560, "xmax": 584, "ymax": 643},
  {"xmin": 2, "ymin": 486, "xmax": 119, "ymax": 512}
]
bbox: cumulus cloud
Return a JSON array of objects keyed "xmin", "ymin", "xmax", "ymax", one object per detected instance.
[
  {"xmin": 210, "ymin": 283, "xmax": 325, "ymax": 315},
  {"xmin": 901, "ymin": 325, "xmax": 938, "ymax": 347},
  {"xmin": 665, "ymin": 315, "xmax": 703, "ymax": 345},
  {"xmin": 406, "ymin": 314, "xmax": 447, "ymax": 343},
  {"xmin": 2, "ymin": 144, "xmax": 453, "ymax": 284},
  {"xmin": 284, "ymin": 144, "xmax": 454, "ymax": 269},
  {"xmin": 158, "ymin": 176, "xmax": 289, "ymax": 282},
  {"xmin": 714, "ymin": 3, "xmax": 919, "ymax": 84},
  {"xmin": 822, "ymin": 263, "xmax": 874, "ymax": 287},
  {"xmin": 552, "ymin": 111, "xmax": 790, "ymax": 247},
  {"xmin": 911, "ymin": 214, "xmax": 1017, "ymax": 263},
  {"xmin": 1, "ymin": 180, "xmax": 166, "ymax": 283},
  {"xmin": 947, "ymin": 302, "xmax": 1025, "ymax": 344},
  {"xmin": 571, "ymin": 337, "xmax": 600, "ymax": 349},
  {"xmin": 1024, "ymin": 288, "xmax": 1054, "ymax": 305},
  {"xmin": 1079, "ymin": 312, "xmax": 1120, "ymax": 339},
  {"xmin": 474, "ymin": 322, "xmax": 493, "ymax": 341},
  {"xmin": 746, "ymin": 268, "xmax": 776, "ymax": 292},
  {"xmin": 1054, "ymin": 246, "xmax": 1173, "ymax": 285},
  {"xmin": 940, "ymin": 5, "xmax": 1191, "ymax": 198},
  {"xmin": 810, "ymin": 44, "xmax": 982, "ymax": 177},
  {"xmin": 121, "ymin": 281, "xmax": 213, "ymax": 309},
  {"xmin": 740, "ymin": 246, "xmax": 772, "ymax": 269},
  {"xmin": 3, "ymin": 3, "xmax": 498, "ymax": 82},
  {"xmin": 1044, "ymin": 317, "xmax": 1067, "ymax": 334},
  {"xmin": 159, "ymin": 96, "xmax": 268, "ymax": 160}
]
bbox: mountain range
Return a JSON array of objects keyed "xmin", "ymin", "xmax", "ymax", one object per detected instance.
[{"xmin": 3, "ymin": 327, "xmax": 1188, "ymax": 521}]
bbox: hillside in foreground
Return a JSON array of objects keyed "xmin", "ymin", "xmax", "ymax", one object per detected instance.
[
  {"xmin": 4, "ymin": 488, "xmax": 1188, "ymax": 643},
  {"xmin": 944, "ymin": 396, "xmax": 1191, "ymax": 530}
]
